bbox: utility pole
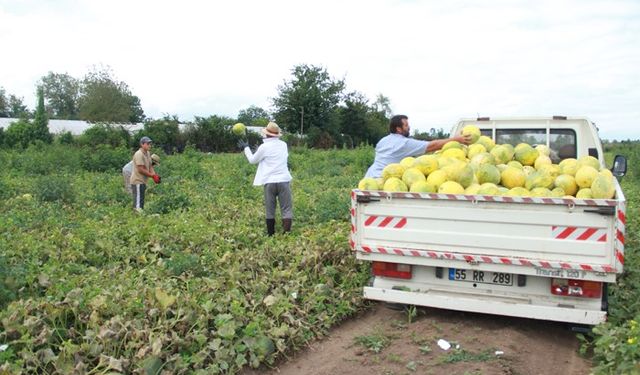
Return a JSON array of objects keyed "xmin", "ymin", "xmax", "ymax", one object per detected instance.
[{"xmin": 300, "ymin": 106, "xmax": 304, "ymax": 137}]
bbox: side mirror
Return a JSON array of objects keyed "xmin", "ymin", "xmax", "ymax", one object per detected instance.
[{"xmin": 611, "ymin": 155, "xmax": 627, "ymax": 178}]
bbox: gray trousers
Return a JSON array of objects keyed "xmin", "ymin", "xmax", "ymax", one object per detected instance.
[
  {"xmin": 132, "ymin": 184, "xmax": 146, "ymax": 209},
  {"xmin": 123, "ymin": 172, "xmax": 132, "ymax": 195},
  {"xmin": 264, "ymin": 182, "xmax": 293, "ymax": 219}
]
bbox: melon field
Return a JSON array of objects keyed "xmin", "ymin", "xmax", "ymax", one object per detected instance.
[{"xmin": 0, "ymin": 143, "xmax": 638, "ymax": 374}]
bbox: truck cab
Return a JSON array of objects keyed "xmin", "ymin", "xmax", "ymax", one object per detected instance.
[{"xmin": 466, "ymin": 116, "xmax": 604, "ymax": 164}]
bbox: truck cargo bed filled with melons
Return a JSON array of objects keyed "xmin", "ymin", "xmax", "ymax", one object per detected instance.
[{"xmin": 350, "ymin": 183, "xmax": 626, "ymax": 283}]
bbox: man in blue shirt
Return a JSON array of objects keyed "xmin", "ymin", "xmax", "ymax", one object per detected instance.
[{"xmin": 365, "ymin": 115, "xmax": 472, "ymax": 178}]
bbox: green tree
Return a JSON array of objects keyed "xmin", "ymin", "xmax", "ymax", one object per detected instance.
[
  {"xmin": 272, "ymin": 64, "xmax": 345, "ymax": 136},
  {"xmin": 78, "ymin": 67, "xmax": 145, "ymax": 123},
  {"xmin": 237, "ymin": 105, "xmax": 270, "ymax": 126},
  {"xmin": 339, "ymin": 92, "xmax": 370, "ymax": 146},
  {"xmin": 39, "ymin": 72, "xmax": 80, "ymax": 119},
  {"xmin": 373, "ymin": 94, "xmax": 393, "ymax": 118},
  {"xmin": 0, "ymin": 87, "xmax": 8, "ymax": 117},
  {"xmin": 413, "ymin": 128, "xmax": 449, "ymax": 141},
  {"xmin": 339, "ymin": 91, "xmax": 389, "ymax": 147},
  {"xmin": 126, "ymin": 94, "xmax": 145, "ymax": 123},
  {"xmin": 32, "ymin": 87, "xmax": 52, "ymax": 144},
  {"xmin": 7, "ymin": 94, "xmax": 30, "ymax": 118}
]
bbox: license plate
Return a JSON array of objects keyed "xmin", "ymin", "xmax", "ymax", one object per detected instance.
[{"xmin": 448, "ymin": 268, "xmax": 513, "ymax": 286}]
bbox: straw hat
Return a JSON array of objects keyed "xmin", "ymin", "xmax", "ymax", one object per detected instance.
[
  {"xmin": 261, "ymin": 122, "xmax": 282, "ymax": 137},
  {"xmin": 151, "ymin": 154, "xmax": 160, "ymax": 165}
]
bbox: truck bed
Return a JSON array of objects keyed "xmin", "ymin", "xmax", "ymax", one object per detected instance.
[{"xmin": 350, "ymin": 184, "xmax": 626, "ymax": 282}]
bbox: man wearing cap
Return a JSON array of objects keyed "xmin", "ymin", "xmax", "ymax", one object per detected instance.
[
  {"xmin": 238, "ymin": 122, "xmax": 293, "ymax": 236},
  {"xmin": 365, "ymin": 115, "xmax": 473, "ymax": 178},
  {"xmin": 123, "ymin": 154, "xmax": 160, "ymax": 195},
  {"xmin": 130, "ymin": 136, "xmax": 161, "ymax": 212}
]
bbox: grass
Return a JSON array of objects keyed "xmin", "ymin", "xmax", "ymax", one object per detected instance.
[{"xmin": 440, "ymin": 348, "xmax": 495, "ymax": 363}]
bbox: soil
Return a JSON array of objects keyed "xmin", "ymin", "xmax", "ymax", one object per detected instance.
[{"xmin": 241, "ymin": 302, "xmax": 592, "ymax": 375}]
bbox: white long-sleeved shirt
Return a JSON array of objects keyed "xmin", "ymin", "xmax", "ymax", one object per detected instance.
[{"xmin": 243, "ymin": 137, "xmax": 293, "ymax": 186}]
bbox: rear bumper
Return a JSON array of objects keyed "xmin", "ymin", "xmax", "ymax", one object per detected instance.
[{"xmin": 363, "ymin": 286, "xmax": 606, "ymax": 325}]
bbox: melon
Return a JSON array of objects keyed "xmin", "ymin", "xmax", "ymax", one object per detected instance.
[
  {"xmin": 383, "ymin": 177, "xmax": 408, "ymax": 192},
  {"xmin": 382, "ymin": 163, "xmax": 405, "ymax": 180},
  {"xmin": 462, "ymin": 125, "xmax": 481, "ymax": 143},
  {"xmin": 232, "ymin": 122, "xmax": 246, "ymax": 136},
  {"xmin": 575, "ymin": 166, "xmax": 599, "ymax": 188},
  {"xmin": 438, "ymin": 181, "xmax": 465, "ymax": 194}
]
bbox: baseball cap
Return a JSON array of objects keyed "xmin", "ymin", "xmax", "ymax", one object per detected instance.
[{"xmin": 140, "ymin": 136, "xmax": 153, "ymax": 144}]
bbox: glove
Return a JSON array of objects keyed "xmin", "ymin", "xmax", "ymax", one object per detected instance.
[
  {"xmin": 237, "ymin": 139, "xmax": 249, "ymax": 150},
  {"xmin": 152, "ymin": 174, "xmax": 161, "ymax": 184}
]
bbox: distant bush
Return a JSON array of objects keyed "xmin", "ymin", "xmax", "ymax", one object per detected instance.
[
  {"xmin": 80, "ymin": 145, "xmax": 130, "ymax": 172},
  {"xmin": 182, "ymin": 116, "xmax": 262, "ymax": 153},
  {"xmin": 3, "ymin": 119, "xmax": 34, "ymax": 148},
  {"xmin": 306, "ymin": 127, "xmax": 335, "ymax": 149},
  {"xmin": 136, "ymin": 116, "xmax": 183, "ymax": 154},
  {"xmin": 56, "ymin": 131, "xmax": 75, "ymax": 145},
  {"xmin": 77, "ymin": 123, "xmax": 131, "ymax": 147}
]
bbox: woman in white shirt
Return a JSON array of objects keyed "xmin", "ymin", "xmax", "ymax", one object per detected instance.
[{"xmin": 238, "ymin": 122, "xmax": 293, "ymax": 236}]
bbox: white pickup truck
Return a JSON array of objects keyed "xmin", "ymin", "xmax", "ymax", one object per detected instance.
[{"xmin": 351, "ymin": 116, "xmax": 628, "ymax": 325}]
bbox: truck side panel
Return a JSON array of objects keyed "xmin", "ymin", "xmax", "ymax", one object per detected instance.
[{"xmin": 358, "ymin": 199, "xmax": 613, "ymax": 265}]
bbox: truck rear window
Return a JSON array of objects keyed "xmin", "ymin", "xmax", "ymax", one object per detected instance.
[{"xmin": 478, "ymin": 128, "xmax": 577, "ymax": 163}]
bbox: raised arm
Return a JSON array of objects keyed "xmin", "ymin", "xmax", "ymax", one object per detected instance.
[
  {"xmin": 426, "ymin": 134, "xmax": 472, "ymax": 153},
  {"xmin": 244, "ymin": 144, "xmax": 265, "ymax": 164}
]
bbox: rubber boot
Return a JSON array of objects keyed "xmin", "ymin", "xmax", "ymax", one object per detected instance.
[
  {"xmin": 282, "ymin": 218, "xmax": 292, "ymax": 233},
  {"xmin": 266, "ymin": 219, "xmax": 276, "ymax": 236}
]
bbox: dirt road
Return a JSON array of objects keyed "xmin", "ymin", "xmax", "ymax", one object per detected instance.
[{"xmin": 243, "ymin": 303, "xmax": 591, "ymax": 375}]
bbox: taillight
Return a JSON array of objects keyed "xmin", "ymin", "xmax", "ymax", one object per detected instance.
[
  {"xmin": 371, "ymin": 262, "xmax": 412, "ymax": 279},
  {"xmin": 550, "ymin": 279, "xmax": 602, "ymax": 298}
]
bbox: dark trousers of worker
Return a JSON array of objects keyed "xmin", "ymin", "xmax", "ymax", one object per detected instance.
[
  {"xmin": 263, "ymin": 182, "xmax": 293, "ymax": 235},
  {"xmin": 132, "ymin": 184, "xmax": 146, "ymax": 210}
]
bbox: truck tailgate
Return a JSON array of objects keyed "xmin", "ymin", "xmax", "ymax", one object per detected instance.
[{"xmin": 350, "ymin": 187, "xmax": 626, "ymax": 277}]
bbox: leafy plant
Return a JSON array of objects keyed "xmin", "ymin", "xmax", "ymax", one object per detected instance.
[
  {"xmin": 146, "ymin": 185, "xmax": 191, "ymax": 214},
  {"xmin": 165, "ymin": 252, "xmax": 203, "ymax": 276},
  {"xmin": 0, "ymin": 255, "xmax": 27, "ymax": 308},
  {"xmin": 35, "ymin": 174, "xmax": 75, "ymax": 203},
  {"xmin": 354, "ymin": 330, "xmax": 394, "ymax": 353},
  {"xmin": 587, "ymin": 317, "xmax": 640, "ymax": 374},
  {"xmin": 440, "ymin": 349, "xmax": 494, "ymax": 363}
]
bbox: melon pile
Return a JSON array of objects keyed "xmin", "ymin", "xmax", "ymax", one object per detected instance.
[{"xmin": 358, "ymin": 125, "xmax": 616, "ymax": 199}]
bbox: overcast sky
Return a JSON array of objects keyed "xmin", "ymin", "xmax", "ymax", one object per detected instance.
[{"xmin": 1, "ymin": 0, "xmax": 639, "ymax": 140}]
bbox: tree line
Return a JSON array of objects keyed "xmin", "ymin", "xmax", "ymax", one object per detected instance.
[
  {"xmin": 0, "ymin": 66, "xmax": 144, "ymax": 123},
  {"xmin": 0, "ymin": 63, "xmax": 449, "ymax": 151}
]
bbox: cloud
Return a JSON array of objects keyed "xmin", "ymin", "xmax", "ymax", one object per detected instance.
[{"xmin": 0, "ymin": 0, "xmax": 638, "ymax": 139}]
